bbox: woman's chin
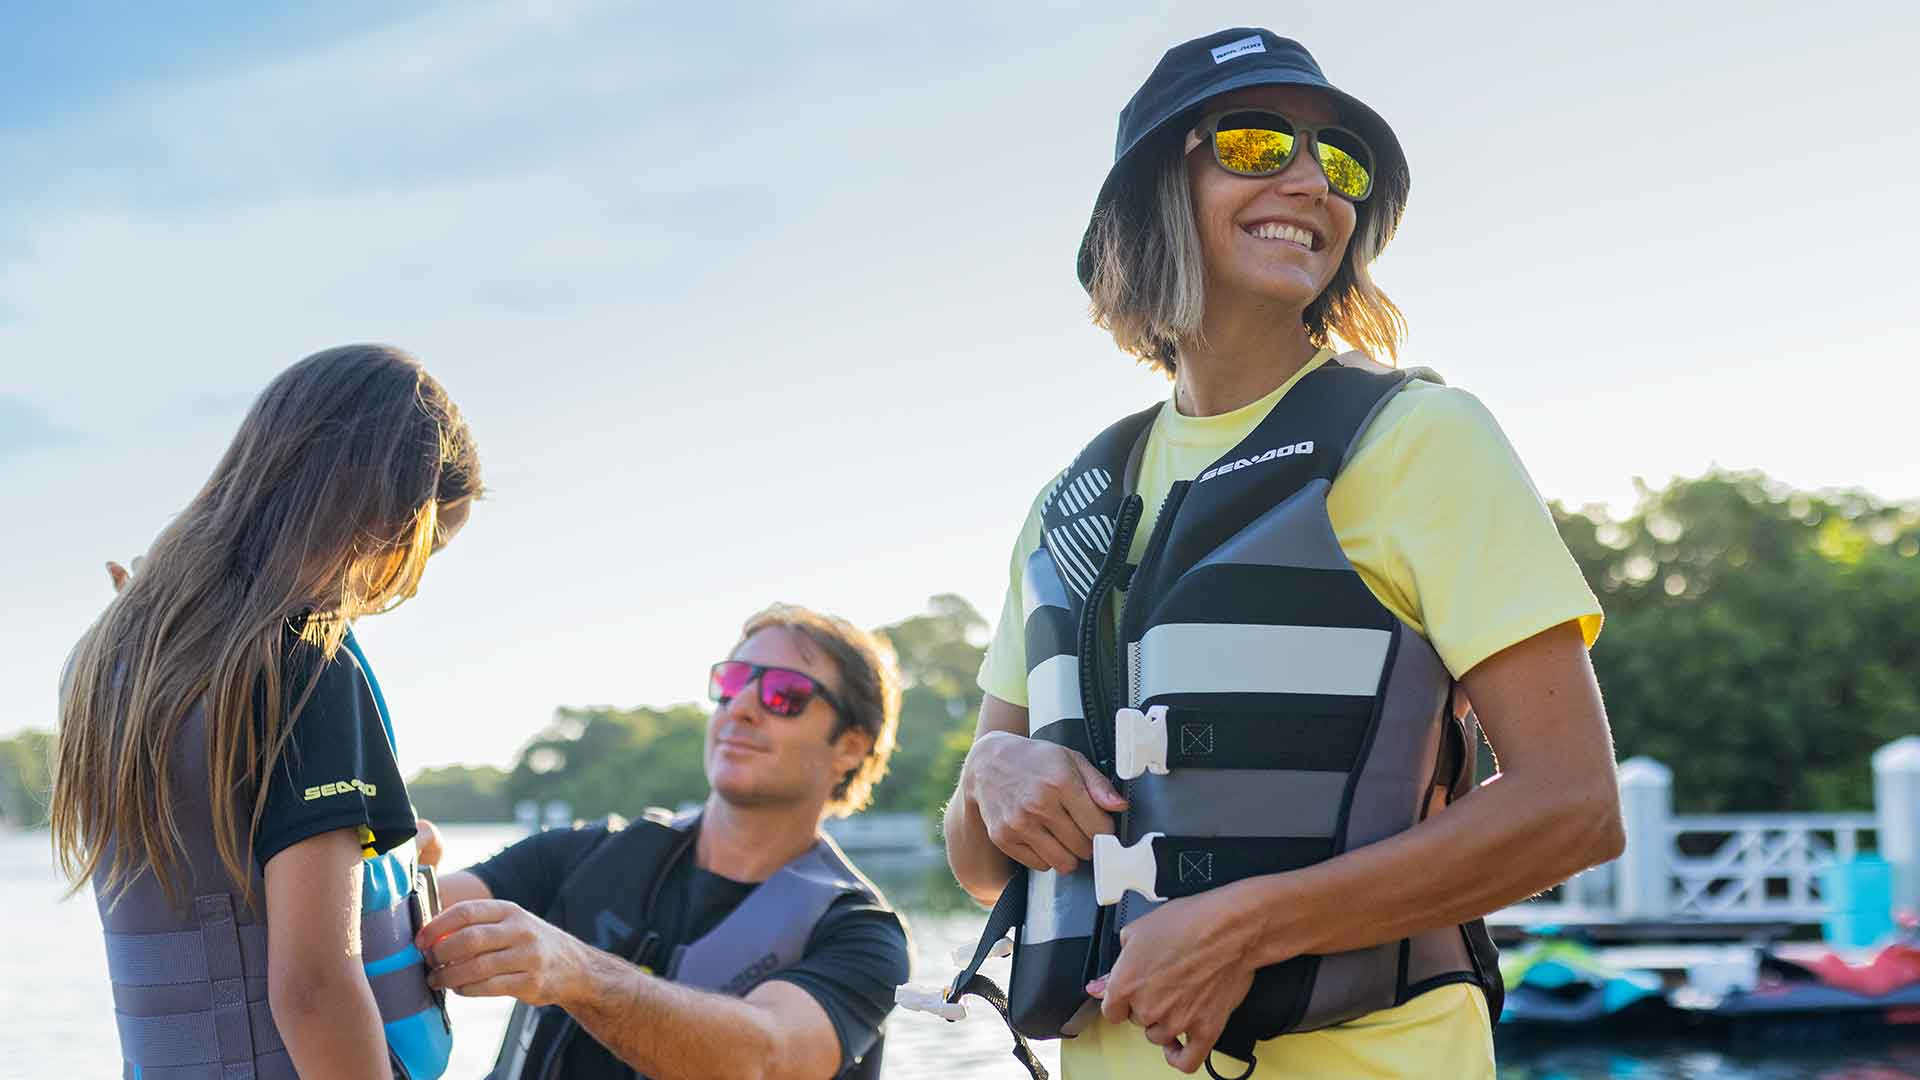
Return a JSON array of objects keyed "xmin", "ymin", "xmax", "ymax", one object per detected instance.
[{"xmin": 1221, "ymin": 267, "xmax": 1325, "ymax": 310}]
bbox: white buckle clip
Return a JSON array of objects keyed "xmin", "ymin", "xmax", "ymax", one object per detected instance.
[
  {"xmin": 1114, "ymin": 706, "xmax": 1170, "ymax": 781},
  {"xmin": 1093, "ymin": 832, "xmax": 1165, "ymax": 906},
  {"xmin": 895, "ymin": 983, "xmax": 968, "ymax": 1021},
  {"xmin": 951, "ymin": 935, "xmax": 1013, "ymax": 967}
]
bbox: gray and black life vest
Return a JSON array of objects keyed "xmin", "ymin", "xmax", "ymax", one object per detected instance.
[
  {"xmin": 950, "ymin": 354, "xmax": 1503, "ymax": 1079},
  {"xmin": 93, "ymin": 699, "xmax": 452, "ymax": 1079},
  {"xmin": 491, "ymin": 809, "xmax": 889, "ymax": 1080}
]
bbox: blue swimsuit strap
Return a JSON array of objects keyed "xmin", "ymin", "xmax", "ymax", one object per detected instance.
[{"xmin": 341, "ymin": 630, "xmax": 399, "ymax": 755}]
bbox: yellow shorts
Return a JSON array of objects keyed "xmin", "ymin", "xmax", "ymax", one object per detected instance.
[{"xmin": 1063, "ymin": 984, "xmax": 1495, "ymax": 1079}]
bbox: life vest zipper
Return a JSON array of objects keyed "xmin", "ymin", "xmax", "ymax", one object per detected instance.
[
  {"xmin": 1079, "ymin": 494, "xmax": 1143, "ymax": 775},
  {"xmin": 1119, "ymin": 481, "xmax": 1190, "ymax": 710}
]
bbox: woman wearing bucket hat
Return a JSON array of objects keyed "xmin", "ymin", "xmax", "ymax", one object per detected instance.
[{"xmin": 939, "ymin": 28, "xmax": 1623, "ymax": 1079}]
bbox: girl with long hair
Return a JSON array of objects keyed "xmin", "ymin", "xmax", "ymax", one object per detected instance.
[{"xmin": 52, "ymin": 344, "xmax": 480, "ymax": 1079}]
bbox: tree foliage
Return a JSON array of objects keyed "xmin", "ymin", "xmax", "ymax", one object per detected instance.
[
  {"xmin": 1557, "ymin": 470, "xmax": 1920, "ymax": 813},
  {"xmin": 408, "ymin": 764, "xmax": 513, "ymax": 822},
  {"xmin": 0, "ymin": 729, "xmax": 54, "ymax": 826}
]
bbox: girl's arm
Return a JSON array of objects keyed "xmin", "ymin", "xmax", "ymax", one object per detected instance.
[{"xmin": 263, "ymin": 826, "xmax": 392, "ymax": 1078}]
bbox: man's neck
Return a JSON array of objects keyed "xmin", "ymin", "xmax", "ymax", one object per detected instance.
[
  {"xmin": 693, "ymin": 795, "xmax": 823, "ymax": 883},
  {"xmin": 1174, "ymin": 292, "xmax": 1320, "ymax": 417}
]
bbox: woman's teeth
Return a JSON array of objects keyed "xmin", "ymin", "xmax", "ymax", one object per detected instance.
[{"xmin": 1242, "ymin": 222, "xmax": 1316, "ymax": 249}]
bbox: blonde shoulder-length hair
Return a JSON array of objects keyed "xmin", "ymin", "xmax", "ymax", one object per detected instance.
[{"xmin": 1085, "ymin": 149, "xmax": 1406, "ymax": 373}]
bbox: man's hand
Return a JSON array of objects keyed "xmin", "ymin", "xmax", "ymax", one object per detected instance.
[
  {"xmin": 964, "ymin": 729, "xmax": 1127, "ymax": 874},
  {"xmin": 418, "ymin": 899, "xmax": 587, "ymax": 1007},
  {"xmin": 1088, "ymin": 885, "xmax": 1262, "ymax": 1074}
]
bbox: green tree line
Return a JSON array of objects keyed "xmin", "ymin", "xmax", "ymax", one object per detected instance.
[
  {"xmin": 7, "ymin": 470, "xmax": 1917, "ymax": 829},
  {"xmin": 1559, "ymin": 470, "xmax": 1920, "ymax": 813}
]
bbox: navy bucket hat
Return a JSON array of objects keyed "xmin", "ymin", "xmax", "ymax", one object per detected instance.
[{"xmin": 1076, "ymin": 28, "xmax": 1409, "ymax": 290}]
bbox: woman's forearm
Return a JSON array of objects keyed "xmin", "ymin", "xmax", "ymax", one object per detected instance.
[
  {"xmin": 1239, "ymin": 766, "xmax": 1623, "ymax": 966},
  {"xmin": 944, "ymin": 749, "xmax": 1016, "ymax": 904}
]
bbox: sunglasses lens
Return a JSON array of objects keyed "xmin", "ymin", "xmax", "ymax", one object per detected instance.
[
  {"xmin": 1315, "ymin": 129, "xmax": 1374, "ymax": 200},
  {"xmin": 758, "ymin": 668, "xmax": 818, "ymax": 717},
  {"xmin": 709, "ymin": 660, "xmax": 753, "ymax": 703},
  {"xmin": 1213, "ymin": 113, "xmax": 1296, "ymax": 175}
]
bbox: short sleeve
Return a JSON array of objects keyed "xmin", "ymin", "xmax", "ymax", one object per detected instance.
[
  {"xmin": 253, "ymin": 641, "xmax": 416, "ymax": 867},
  {"xmin": 975, "ymin": 471, "xmax": 1060, "ymax": 707},
  {"xmin": 466, "ymin": 824, "xmax": 614, "ymax": 915},
  {"xmin": 1330, "ymin": 382, "xmax": 1603, "ymax": 678},
  {"xmin": 770, "ymin": 898, "xmax": 912, "ymax": 1072}
]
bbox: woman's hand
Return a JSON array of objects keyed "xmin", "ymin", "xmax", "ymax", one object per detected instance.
[
  {"xmin": 1088, "ymin": 886, "xmax": 1264, "ymax": 1074},
  {"xmin": 414, "ymin": 818, "xmax": 444, "ymax": 868},
  {"xmin": 964, "ymin": 729, "xmax": 1127, "ymax": 874}
]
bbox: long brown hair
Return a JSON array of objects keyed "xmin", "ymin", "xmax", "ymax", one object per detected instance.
[{"xmin": 51, "ymin": 345, "xmax": 482, "ymax": 907}]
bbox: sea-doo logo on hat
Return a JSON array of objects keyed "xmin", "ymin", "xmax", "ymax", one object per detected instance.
[
  {"xmin": 1198, "ymin": 440, "xmax": 1314, "ymax": 482},
  {"xmin": 1210, "ymin": 35, "xmax": 1266, "ymax": 64}
]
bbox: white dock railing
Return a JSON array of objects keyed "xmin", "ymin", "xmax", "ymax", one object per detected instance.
[{"xmin": 1497, "ymin": 736, "xmax": 1920, "ymax": 927}]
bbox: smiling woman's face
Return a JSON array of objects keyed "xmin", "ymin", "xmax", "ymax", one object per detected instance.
[{"xmin": 1185, "ymin": 84, "xmax": 1357, "ymax": 316}]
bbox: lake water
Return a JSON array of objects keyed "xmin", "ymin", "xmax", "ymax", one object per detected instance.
[{"xmin": 7, "ymin": 825, "xmax": 1920, "ymax": 1078}]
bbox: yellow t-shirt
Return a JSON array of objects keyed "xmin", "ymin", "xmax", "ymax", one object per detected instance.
[{"xmin": 976, "ymin": 348, "xmax": 1602, "ymax": 1079}]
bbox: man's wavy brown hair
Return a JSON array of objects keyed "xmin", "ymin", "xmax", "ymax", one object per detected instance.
[{"xmin": 736, "ymin": 604, "xmax": 901, "ymax": 818}]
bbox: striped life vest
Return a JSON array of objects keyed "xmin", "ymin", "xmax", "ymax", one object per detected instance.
[
  {"xmin": 93, "ymin": 635, "xmax": 451, "ymax": 1080},
  {"xmin": 950, "ymin": 354, "xmax": 1502, "ymax": 1078}
]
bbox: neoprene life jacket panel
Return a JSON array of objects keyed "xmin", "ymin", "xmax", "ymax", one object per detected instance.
[
  {"xmin": 94, "ymin": 638, "xmax": 452, "ymax": 1080},
  {"xmin": 490, "ymin": 809, "xmax": 889, "ymax": 1080},
  {"xmin": 952, "ymin": 355, "xmax": 1503, "ymax": 1077}
]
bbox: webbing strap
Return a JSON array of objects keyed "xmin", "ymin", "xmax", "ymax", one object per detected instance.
[
  {"xmin": 1147, "ymin": 836, "xmax": 1331, "ymax": 900},
  {"xmin": 951, "ymin": 971, "xmax": 1049, "ymax": 1080},
  {"xmin": 1158, "ymin": 707, "xmax": 1359, "ymax": 772},
  {"xmin": 115, "ymin": 1003, "xmax": 284, "ymax": 1068},
  {"xmin": 945, "ymin": 870, "xmax": 1047, "ymax": 1080},
  {"xmin": 105, "ymin": 925, "xmax": 269, "ymax": 987},
  {"xmin": 361, "ymin": 902, "xmax": 417, "ymax": 964},
  {"xmin": 194, "ymin": 895, "xmax": 257, "ymax": 1079}
]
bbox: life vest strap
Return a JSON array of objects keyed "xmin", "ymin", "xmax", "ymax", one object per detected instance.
[
  {"xmin": 1094, "ymin": 833, "xmax": 1334, "ymax": 906},
  {"xmin": 936, "ymin": 868, "xmax": 1050, "ymax": 1080}
]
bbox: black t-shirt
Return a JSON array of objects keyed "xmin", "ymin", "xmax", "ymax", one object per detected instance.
[
  {"xmin": 471, "ymin": 823, "xmax": 910, "ymax": 1079},
  {"xmin": 253, "ymin": 629, "xmax": 417, "ymax": 867}
]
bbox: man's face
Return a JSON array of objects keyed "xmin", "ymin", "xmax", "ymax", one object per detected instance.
[{"xmin": 705, "ymin": 627, "xmax": 871, "ymax": 814}]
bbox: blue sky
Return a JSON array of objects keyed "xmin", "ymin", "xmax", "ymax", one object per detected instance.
[{"xmin": 4, "ymin": 1, "xmax": 1917, "ymax": 771}]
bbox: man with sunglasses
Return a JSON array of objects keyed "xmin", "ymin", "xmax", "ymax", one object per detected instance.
[{"xmin": 415, "ymin": 604, "xmax": 911, "ymax": 1080}]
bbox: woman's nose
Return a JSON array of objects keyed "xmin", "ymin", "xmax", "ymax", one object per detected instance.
[{"xmin": 1271, "ymin": 141, "xmax": 1329, "ymax": 199}]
